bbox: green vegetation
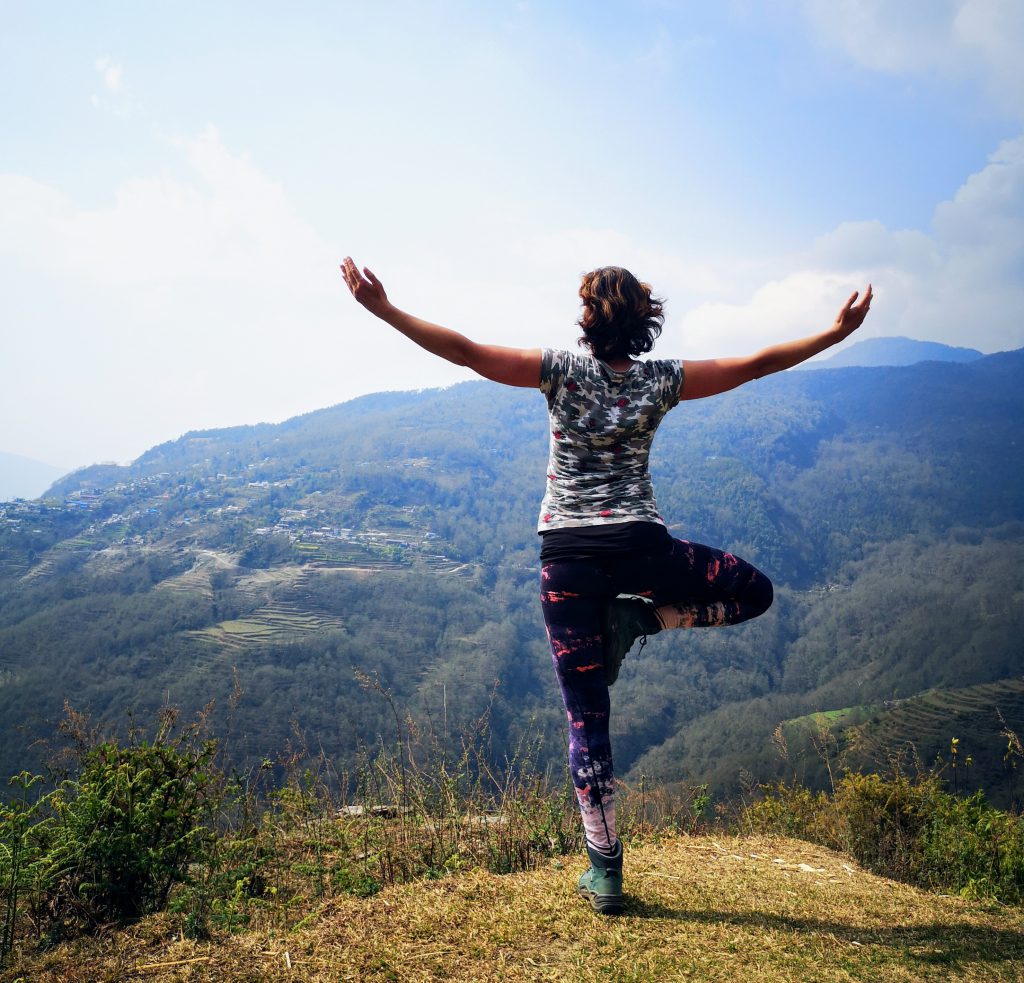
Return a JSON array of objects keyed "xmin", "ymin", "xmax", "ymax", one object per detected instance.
[
  {"xmin": 0, "ymin": 703, "xmax": 586, "ymax": 967},
  {"xmin": 1, "ymin": 707, "xmax": 218, "ymax": 963},
  {"xmin": 1, "ymin": 352, "xmax": 1023, "ymax": 814},
  {"xmin": 746, "ymin": 767, "xmax": 1024, "ymax": 905}
]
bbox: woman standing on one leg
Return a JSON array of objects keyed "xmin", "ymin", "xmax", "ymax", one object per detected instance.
[{"xmin": 341, "ymin": 258, "xmax": 872, "ymax": 915}]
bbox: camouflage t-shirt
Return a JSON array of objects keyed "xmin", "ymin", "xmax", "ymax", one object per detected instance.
[{"xmin": 537, "ymin": 349, "xmax": 685, "ymax": 531}]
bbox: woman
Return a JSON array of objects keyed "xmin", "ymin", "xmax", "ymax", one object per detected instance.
[{"xmin": 341, "ymin": 257, "xmax": 872, "ymax": 915}]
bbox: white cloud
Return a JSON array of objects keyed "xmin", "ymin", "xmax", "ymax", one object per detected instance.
[
  {"xmin": 670, "ymin": 134, "xmax": 1024, "ymax": 358},
  {"xmin": 95, "ymin": 56, "xmax": 123, "ymax": 93},
  {"xmin": 683, "ymin": 1, "xmax": 1024, "ymax": 361},
  {"xmin": 0, "ymin": 127, "xmax": 353, "ymax": 465},
  {"xmin": 955, "ymin": 0, "xmax": 1024, "ymax": 112},
  {"xmin": 799, "ymin": 0, "xmax": 1024, "ymax": 116},
  {"xmin": 2, "ymin": 120, "xmax": 1021, "ymax": 466},
  {"xmin": 799, "ymin": 0, "xmax": 961, "ymax": 75},
  {"xmin": 674, "ymin": 270, "xmax": 862, "ymax": 360},
  {"xmin": 0, "ymin": 125, "xmax": 337, "ymax": 292}
]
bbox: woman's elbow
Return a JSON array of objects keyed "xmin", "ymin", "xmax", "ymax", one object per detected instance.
[
  {"xmin": 448, "ymin": 338, "xmax": 476, "ymax": 369},
  {"xmin": 747, "ymin": 352, "xmax": 777, "ymax": 380}
]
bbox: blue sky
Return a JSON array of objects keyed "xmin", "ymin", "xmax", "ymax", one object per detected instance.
[{"xmin": 2, "ymin": 1, "xmax": 1023, "ymax": 471}]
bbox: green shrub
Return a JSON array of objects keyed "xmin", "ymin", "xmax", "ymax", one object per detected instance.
[
  {"xmin": 43, "ymin": 735, "xmax": 217, "ymax": 925},
  {"xmin": 921, "ymin": 790, "xmax": 1024, "ymax": 902},
  {"xmin": 0, "ymin": 773, "xmax": 50, "ymax": 965},
  {"xmin": 331, "ymin": 860, "xmax": 382, "ymax": 898},
  {"xmin": 169, "ymin": 833, "xmax": 273, "ymax": 939},
  {"xmin": 742, "ymin": 781, "xmax": 830, "ymax": 840},
  {"xmin": 744, "ymin": 770, "xmax": 1024, "ymax": 904},
  {"xmin": 0, "ymin": 707, "xmax": 219, "ymax": 955},
  {"xmin": 832, "ymin": 771, "xmax": 942, "ymax": 882}
]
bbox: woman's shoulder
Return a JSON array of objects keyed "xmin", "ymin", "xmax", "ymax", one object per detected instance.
[
  {"xmin": 637, "ymin": 355, "xmax": 684, "ymax": 379},
  {"xmin": 540, "ymin": 349, "xmax": 604, "ymax": 400},
  {"xmin": 542, "ymin": 348, "xmax": 601, "ymax": 379},
  {"xmin": 637, "ymin": 353, "xmax": 682, "ymax": 369},
  {"xmin": 635, "ymin": 356, "xmax": 685, "ymax": 407},
  {"xmin": 543, "ymin": 347, "xmax": 594, "ymax": 366}
]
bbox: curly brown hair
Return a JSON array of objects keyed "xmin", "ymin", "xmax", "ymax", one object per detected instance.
[{"xmin": 577, "ymin": 266, "xmax": 665, "ymax": 362}]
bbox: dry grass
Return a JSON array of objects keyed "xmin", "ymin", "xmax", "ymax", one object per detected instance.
[{"xmin": 5, "ymin": 833, "xmax": 1023, "ymax": 982}]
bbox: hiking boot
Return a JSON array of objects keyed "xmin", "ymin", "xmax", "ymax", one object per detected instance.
[
  {"xmin": 577, "ymin": 839, "xmax": 625, "ymax": 915},
  {"xmin": 603, "ymin": 596, "xmax": 661, "ymax": 686}
]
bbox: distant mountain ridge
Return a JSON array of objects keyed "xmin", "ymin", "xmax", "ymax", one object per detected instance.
[
  {"xmin": 0, "ymin": 450, "xmax": 68, "ymax": 502},
  {"xmin": 802, "ymin": 335, "xmax": 983, "ymax": 369}
]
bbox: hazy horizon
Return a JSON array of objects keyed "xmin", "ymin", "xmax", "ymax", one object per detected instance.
[{"xmin": 0, "ymin": 333, "xmax": 1017, "ymax": 490}]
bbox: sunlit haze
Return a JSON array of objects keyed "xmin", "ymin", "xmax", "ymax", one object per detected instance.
[{"xmin": 3, "ymin": 1, "xmax": 1023, "ymax": 472}]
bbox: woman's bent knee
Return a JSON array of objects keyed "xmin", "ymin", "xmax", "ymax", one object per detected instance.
[{"xmin": 752, "ymin": 571, "xmax": 774, "ymax": 618}]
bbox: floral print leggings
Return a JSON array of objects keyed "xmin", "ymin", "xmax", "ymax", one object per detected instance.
[{"xmin": 540, "ymin": 538, "xmax": 773, "ymax": 850}]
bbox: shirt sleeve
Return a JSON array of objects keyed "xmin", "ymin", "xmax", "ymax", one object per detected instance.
[
  {"xmin": 539, "ymin": 348, "xmax": 569, "ymax": 405},
  {"xmin": 653, "ymin": 358, "xmax": 685, "ymax": 410}
]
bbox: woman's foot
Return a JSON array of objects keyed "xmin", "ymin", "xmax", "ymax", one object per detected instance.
[
  {"xmin": 577, "ymin": 839, "xmax": 625, "ymax": 915},
  {"xmin": 603, "ymin": 597, "xmax": 662, "ymax": 685}
]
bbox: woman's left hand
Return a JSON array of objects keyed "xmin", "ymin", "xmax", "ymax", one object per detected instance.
[
  {"xmin": 832, "ymin": 283, "xmax": 873, "ymax": 339},
  {"xmin": 341, "ymin": 257, "xmax": 391, "ymax": 318}
]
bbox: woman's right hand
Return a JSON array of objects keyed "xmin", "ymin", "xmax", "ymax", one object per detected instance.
[{"xmin": 341, "ymin": 256, "xmax": 391, "ymax": 318}]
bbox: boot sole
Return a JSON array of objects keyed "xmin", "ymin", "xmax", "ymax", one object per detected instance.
[{"xmin": 577, "ymin": 885, "xmax": 626, "ymax": 916}]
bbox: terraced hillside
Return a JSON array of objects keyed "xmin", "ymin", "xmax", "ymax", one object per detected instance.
[
  {"xmin": 19, "ymin": 534, "xmax": 100, "ymax": 583},
  {"xmin": 781, "ymin": 679, "xmax": 1024, "ymax": 805},
  {"xmin": 189, "ymin": 602, "xmax": 347, "ymax": 652},
  {"xmin": 289, "ymin": 538, "xmax": 409, "ymax": 571},
  {"xmin": 162, "ymin": 553, "xmax": 475, "ymax": 664},
  {"xmin": 156, "ymin": 550, "xmax": 239, "ymax": 600}
]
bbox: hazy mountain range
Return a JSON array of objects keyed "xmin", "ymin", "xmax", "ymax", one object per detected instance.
[
  {"xmin": 1, "ymin": 345, "xmax": 1022, "ymax": 808},
  {"xmin": 0, "ymin": 450, "xmax": 67, "ymax": 502},
  {"xmin": 0, "ymin": 338, "xmax": 984, "ymax": 506}
]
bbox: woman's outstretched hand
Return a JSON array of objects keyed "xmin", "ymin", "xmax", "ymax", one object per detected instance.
[
  {"xmin": 341, "ymin": 257, "xmax": 391, "ymax": 318},
  {"xmin": 833, "ymin": 284, "xmax": 873, "ymax": 339},
  {"xmin": 681, "ymin": 283, "xmax": 877, "ymax": 401}
]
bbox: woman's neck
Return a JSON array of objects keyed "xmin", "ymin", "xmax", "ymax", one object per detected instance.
[{"xmin": 602, "ymin": 356, "xmax": 634, "ymax": 372}]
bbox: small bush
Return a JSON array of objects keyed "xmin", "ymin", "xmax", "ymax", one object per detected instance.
[
  {"xmin": 0, "ymin": 706, "xmax": 219, "ymax": 958},
  {"xmin": 921, "ymin": 790, "xmax": 1024, "ymax": 902},
  {"xmin": 833, "ymin": 771, "xmax": 942, "ymax": 882},
  {"xmin": 742, "ymin": 781, "xmax": 831, "ymax": 841},
  {"xmin": 744, "ymin": 769, "xmax": 1024, "ymax": 904},
  {"xmin": 0, "ymin": 773, "xmax": 49, "ymax": 965},
  {"xmin": 45, "ymin": 733, "xmax": 218, "ymax": 925},
  {"xmin": 168, "ymin": 833, "xmax": 272, "ymax": 939},
  {"xmin": 331, "ymin": 861, "xmax": 382, "ymax": 898}
]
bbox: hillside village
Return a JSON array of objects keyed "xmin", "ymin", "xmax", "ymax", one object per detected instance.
[{"xmin": 0, "ymin": 456, "xmax": 458, "ymax": 581}]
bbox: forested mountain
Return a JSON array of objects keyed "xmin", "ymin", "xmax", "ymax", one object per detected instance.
[
  {"xmin": 804, "ymin": 335, "xmax": 983, "ymax": 369},
  {"xmin": 2, "ymin": 351, "xmax": 1023, "ymax": 807}
]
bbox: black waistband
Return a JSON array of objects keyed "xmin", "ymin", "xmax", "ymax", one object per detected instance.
[{"xmin": 539, "ymin": 521, "xmax": 672, "ymax": 564}]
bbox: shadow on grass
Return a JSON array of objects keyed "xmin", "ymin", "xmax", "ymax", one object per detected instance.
[{"xmin": 623, "ymin": 898, "xmax": 1024, "ymax": 968}]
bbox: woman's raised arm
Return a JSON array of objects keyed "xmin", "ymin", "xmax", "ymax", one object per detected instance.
[
  {"xmin": 681, "ymin": 285, "xmax": 873, "ymax": 401},
  {"xmin": 341, "ymin": 257, "xmax": 541, "ymax": 389}
]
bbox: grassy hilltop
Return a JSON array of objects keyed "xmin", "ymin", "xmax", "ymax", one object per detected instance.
[
  {"xmin": 1, "ymin": 700, "xmax": 1022, "ymax": 980},
  {"xmin": 6, "ymin": 834, "xmax": 1024, "ymax": 982}
]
